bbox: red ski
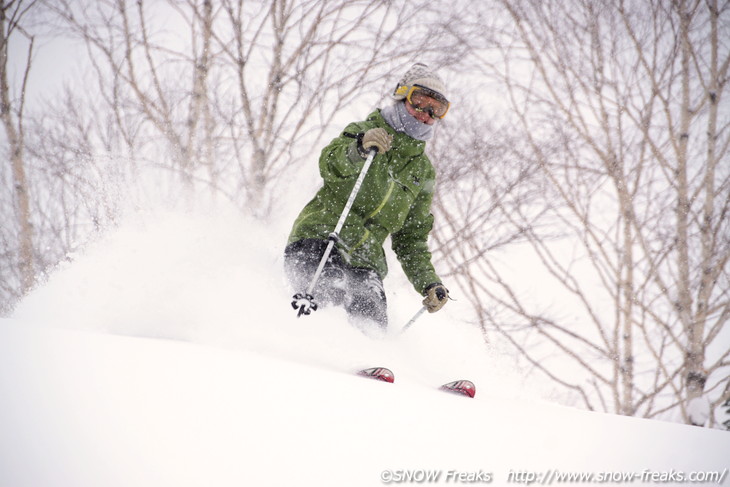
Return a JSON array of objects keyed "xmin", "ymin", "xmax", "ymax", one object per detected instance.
[
  {"xmin": 357, "ymin": 368, "xmax": 476, "ymax": 398},
  {"xmin": 357, "ymin": 367, "xmax": 395, "ymax": 383},
  {"xmin": 440, "ymin": 380, "xmax": 476, "ymax": 398}
]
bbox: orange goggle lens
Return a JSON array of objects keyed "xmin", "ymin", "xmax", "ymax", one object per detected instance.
[{"xmin": 406, "ymin": 85, "xmax": 450, "ymax": 119}]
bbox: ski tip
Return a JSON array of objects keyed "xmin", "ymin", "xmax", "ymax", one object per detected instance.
[
  {"xmin": 357, "ymin": 367, "xmax": 395, "ymax": 383},
  {"xmin": 440, "ymin": 380, "xmax": 476, "ymax": 398}
]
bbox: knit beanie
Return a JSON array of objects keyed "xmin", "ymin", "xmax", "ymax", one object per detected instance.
[{"xmin": 392, "ymin": 63, "xmax": 448, "ymax": 102}]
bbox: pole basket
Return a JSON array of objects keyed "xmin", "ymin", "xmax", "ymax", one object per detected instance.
[{"xmin": 292, "ymin": 292, "xmax": 318, "ymax": 317}]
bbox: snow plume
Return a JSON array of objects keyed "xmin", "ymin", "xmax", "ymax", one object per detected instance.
[
  {"xmin": 11, "ymin": 199, "xmax": 525, "ymax": 397},
  {"xmin": 4, "ymin": 200, "xmax": 730, "ymax": 487}
]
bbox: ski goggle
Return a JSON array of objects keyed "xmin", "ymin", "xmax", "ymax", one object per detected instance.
[{"xmin": 399, "ymin": 85, "xmax": 450, "ymax": 119}]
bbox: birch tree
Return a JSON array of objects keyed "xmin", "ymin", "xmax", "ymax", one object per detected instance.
[
  {"xmin": 0, "ymin": 0, "xmax": 38, "ymax": 310},
  {"xmin": 47, "ymin": 0, "xmax": 465, "ymax": 216},
  {"xmin": 0, "ymin": 0, "xmax": 469, "ymax": 311},
  {"xmin": 447, "ymin": 0, "xmax": 729, "ymax": 426}
]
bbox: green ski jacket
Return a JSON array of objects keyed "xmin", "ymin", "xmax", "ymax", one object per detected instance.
[{"xmin": 287, "ymin": 109, "xmax": 441, "ymax": 294}]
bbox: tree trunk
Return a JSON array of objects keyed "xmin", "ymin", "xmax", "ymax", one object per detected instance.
[{"xmin": 0, "ymin": 5, "xmax": 35, "ymax": 293}]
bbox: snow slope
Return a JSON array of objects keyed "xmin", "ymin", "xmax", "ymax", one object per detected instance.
[{"xmin": 2, "ymin": 207, "xmax": 728, "ymax": 487}]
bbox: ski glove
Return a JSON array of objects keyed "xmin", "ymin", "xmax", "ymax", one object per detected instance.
[
  {"xmin": 422, "ymin": 283, "xmax": 449, "ymax": 313},
  {"xmin": 359, "ymin": 128, "xmax": 393, "ymax": 157}
]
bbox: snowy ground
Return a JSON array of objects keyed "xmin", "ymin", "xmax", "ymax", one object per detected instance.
[{"xmin": 2, "ymin": 207, "xmax": 728, "ymax": 486}]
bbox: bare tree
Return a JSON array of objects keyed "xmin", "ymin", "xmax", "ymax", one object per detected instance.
[
  {"xmin": 1, "ymin": 2, "xmax": 126, "ymax": 314},
  {"xmin": 45, "ymin": 0, "xmax": 467, "ymax": 216},
  {"xmin": 0, "ymin": 0, "xmax": 471, "ymax": 312},
  {"xmin": 450, "ymin": 0, "xmax": 730, "ymax": 426},
  {"xmin": 0, "ymin": 0, "xmax": 39, "ymax": 309},
  {"xmin": 429, "ymin": 105, "xmax": 552, "ymax": 339}
]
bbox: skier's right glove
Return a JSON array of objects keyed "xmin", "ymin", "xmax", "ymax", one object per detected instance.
[
  {"xmin": 422, "ymin": 283, "xmax": 449, "ymax": 313},
  {"xmin": 359, "ymin": 128, "xmax": 393, "ymax": 157}
]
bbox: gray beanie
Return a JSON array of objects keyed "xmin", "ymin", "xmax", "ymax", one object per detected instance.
[{"xmin": 392, "ymin": 63, "xmax": 448, "ymax": 102}]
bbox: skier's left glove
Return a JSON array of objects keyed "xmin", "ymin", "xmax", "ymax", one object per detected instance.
[{"xmin": 422, "ymin": 283, "xmax": 449, "ymax": 313}]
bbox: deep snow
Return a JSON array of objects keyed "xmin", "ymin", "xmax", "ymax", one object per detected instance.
[{"xmin": 2, "ymin": 206, "xmax": 728, "ymax": 487}]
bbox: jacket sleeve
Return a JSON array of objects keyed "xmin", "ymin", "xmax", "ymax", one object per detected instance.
[
  {"xmin": 318, "ymin": 121, "xmax": 374, "ymax": 181},
  {"xmin": 391, "ymin": 176, "xmax": 441, "ymax": 294}
]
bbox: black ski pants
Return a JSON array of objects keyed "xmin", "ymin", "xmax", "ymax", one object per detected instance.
[{"xmin": 284, "ymin": 239, "xmax": 388, "ymax": 329}]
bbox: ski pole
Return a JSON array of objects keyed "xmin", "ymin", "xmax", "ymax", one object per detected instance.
[
  {"xmin": 399, "ymin": 306, "xmax": 427, "ymax": 334},
  {"xmin": 292, "ymin": 148, "xmax": 378, "ymax": 317}
]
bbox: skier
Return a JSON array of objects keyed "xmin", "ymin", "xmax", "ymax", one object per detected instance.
[{"xmin": 285, "ymin": 63, "xmax": 450, "ymax": 333}]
